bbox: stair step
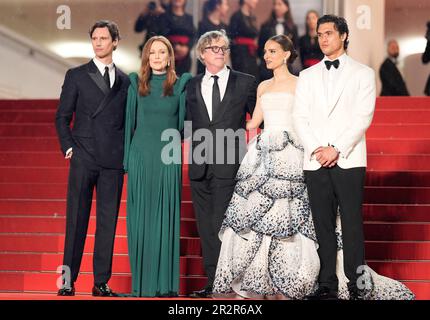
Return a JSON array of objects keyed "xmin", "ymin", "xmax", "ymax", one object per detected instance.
[
  {"xmin": 2, "ymin": 167, "xmax": 429, "ymax": 187},
  {"xmin": 364, "ymin": 222, "xmax": 430, "ymax": 241},
  {"xmin": 0, "ymin": 111, "xmax": 55, "ymax": 123},
  {"xmin": 366, "ymin": 241, "xmax": 430, "ymax": 260},
  {"xmin": 0, "ymin": 234, "xmax": 202, "ymax": 256},
  {"xmin": 375, "ymin": 97, "xmax": 430, "ymax": 109},
  {"xmin": 0, "ymin": 271, "xmax": 206, "ymax": 296},
  {"xmin": 372, "ymin": 109, "xmax": 430, "ymax": 123},
  {"xmin": 363, "ymin": 204, "xmax": 430, "ymax": 222},
  {"xmin": 0, "ymin": 138, "xmax": 59, "ymax": 152},
  {"xmin": 367, "ymin": 139, "xmax": 430, "ymax": 154},
  {"xmin": 367, "ymin": 124, "xmax": 430, "ymax": 139},
  {"xmin": 365, "ymin": 171, "xmax": 430, "ymax": 187},
  {"xmin": 367, "ymin": 155, "xmax": 430, "ymax": 170},
  {"xmin": 0, "ymin": 252, "xmax": 205, "ymax": 276},
  {"xmin": 0, "ymin": 216, "xmax": 199, "ymax": 237},
  {"xmin": 2, "ymin": 152, "xmax": 430, "ymax": 171},
  {"xmin": 0, "ymin": 199, "xmax": 196, "ymax": 219},
  {"xmin": 0, "ymin": 183, "xmax": 193, "ymax": 201},
  {"xmin": 2, "ymin": 184, "xmax": 429, "ymax": 204},
  {"xmin": 364, "ymin": 187, "xmax": 430, "ymax": 204},
  {"xmin": 367, "ymin": 261, "xmax": 430, "ymax": 281},
  {"xmin": 0, "ymin": 100, "xmax": 58, "ymax": 110}
]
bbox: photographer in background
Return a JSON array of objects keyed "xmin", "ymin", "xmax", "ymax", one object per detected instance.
[
  {"xmin": 422, "ymin": 21, "xmax": 430, "ymax": 96},
  {"xmin": 134, "ymin": 1, "xmax": 170, "ymax": 55}
]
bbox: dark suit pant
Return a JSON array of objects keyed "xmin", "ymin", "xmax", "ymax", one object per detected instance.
[
  {"xmin": 304, "ymin": 166, "xmax": 366, "ymax": 291},
  {"xmin": 62, "ymin": 155, "xmax": 123, "ymax": 286},
  {"xmin": 190, "ymin": 166, "xmax": 236, "ymax": 289}
]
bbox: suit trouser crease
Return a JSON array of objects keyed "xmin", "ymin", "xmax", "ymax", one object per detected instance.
[
  {"xmin": 62, "ymin": 155, "xmax": 123, "ymax": 285},
  {"xmin": 190, "ymin": 166, "xmax": 236, "ymax": 288},
  {"xmin": 304, "ymin": 166, "xmax": 366, "ymax": 291}
]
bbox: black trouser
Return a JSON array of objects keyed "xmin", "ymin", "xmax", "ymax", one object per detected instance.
[
  {"xmin": 304, "ymin": 166, "xmax": 366, "ymax": 291},
  {"xmin": 189, "ymin": 166, "xmax": 237, "ymax": 289},
  {"xmin": 62, "ymin": 154, "xmax": 123, "ymax": 286}
]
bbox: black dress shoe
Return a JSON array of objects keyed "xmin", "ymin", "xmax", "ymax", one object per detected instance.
[
  {"xmin": 57, "ymin": 284, "xmax": 75, "ymax": 296},
  {"xmin": 189, "ymin": 287, "xmax": 213, "ymax": 298},
  {"xmin": 92, "ymin": 283, "xmax": 118, "ymax": 297},
  {"xmin": 304, "ymin": 287, "xmax": 338, "ymax": 300}
]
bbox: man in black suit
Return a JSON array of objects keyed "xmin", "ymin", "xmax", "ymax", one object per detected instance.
[
  {"xmin": 186, "ymin": 30, "xmax": 257, "ymax": 298},
  {"xmin": 55, "ymin": 20, "xmax": 130, "ymax": 297},
  {"xmin": 379, "ymin": 39, "xmax": 410, "ymax": 96}
]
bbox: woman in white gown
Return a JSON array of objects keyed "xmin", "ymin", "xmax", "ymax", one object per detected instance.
[{"xmin": 212, "ymin": 35, "xmax": 414, "ymax": 300}]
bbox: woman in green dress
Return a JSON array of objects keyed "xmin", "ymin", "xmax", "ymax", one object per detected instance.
[{"xmin": 124, "ymin": 36, "xmax": 192, "ymax": 297}]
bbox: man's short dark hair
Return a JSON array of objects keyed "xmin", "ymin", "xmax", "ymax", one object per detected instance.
[
  {"xmin": 89, "ymin": 20, "xmax": 121, "ymax": 42},
  {"xmin": 317, "ymin": 14, "xmax": 349, "ymax": 50}
]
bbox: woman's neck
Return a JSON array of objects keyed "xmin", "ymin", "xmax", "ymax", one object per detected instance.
[{"xmin": 273, "ymin": 64, "xmax": 291, "ymax": 81}]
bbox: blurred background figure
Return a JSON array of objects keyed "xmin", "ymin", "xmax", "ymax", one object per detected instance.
[
  {"xmin": 258, "ymin": 0, "xmax": 298, "ymax": 81},
  {"xmin": 197, "ymin": 0, "xmax": 230, "ymax": 74},
  {"xmin": 229, "ymin": 0, "xmax": 259, "ymax": 80},
  {"xmin": 161, "ymin": 0, "xmax": 196, "ymax": 75},
  {"xmin": 134, "ymin": 0, "xmax": 170, "ymax": 55},
  {"xmin": 379, "ymin": 39, "xmax": 410, "ymax": 96},
  {"xmin": 422, "ymin": 21, "xmax": 430, "ymax": 96},
  {"xmin": 298, "ymin": 9, "xmax": 323, "ymax": 69}
]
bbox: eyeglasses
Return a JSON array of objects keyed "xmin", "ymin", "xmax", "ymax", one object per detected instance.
[{"xmin": 204, "ymin": 46, "xmax": 230, "ymax": 54}]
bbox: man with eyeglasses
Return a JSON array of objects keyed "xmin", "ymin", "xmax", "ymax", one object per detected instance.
[{"xmin": 186, "ymin": 29, "xmax": 257, "ymax": 298}]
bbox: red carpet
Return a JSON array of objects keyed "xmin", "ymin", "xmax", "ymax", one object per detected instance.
[{"xmin": 0, "ymin": 97, "xmax": 430, "ymax": 299}]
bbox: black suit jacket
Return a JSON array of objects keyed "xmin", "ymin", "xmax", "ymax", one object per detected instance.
[
  {"xmin": 55, "ymin": 60, "xmax": 130, "ymax": 169},
  {"xmin": 422, "ymin": 39, "xmax": 430, "ymax": 96},
  {"xmin": 186, "ymin": 69, "xmax": 257, "ymax": 180},
  {"xmin": 379, "ymin": 58, "xmax": 409, "ymax": 96}
]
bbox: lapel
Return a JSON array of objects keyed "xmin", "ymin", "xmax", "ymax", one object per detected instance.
[
  {"xmin": 195, "ymin": 74, "xmax": 211, "ymax": 125},
  {"xmin": 212, "ymin": 69, "xmax": 236, "ymax": 124},
  {"xmin": 91, "ymin": 67, "xmax": 122, "ymax": 118},
  {"xmin": 327, "ymin": 55, "xmax": 355, "ymax": 116},
  {"xmin": 87, "ymin": 60, "xmax": 110, "ymax": 96}
]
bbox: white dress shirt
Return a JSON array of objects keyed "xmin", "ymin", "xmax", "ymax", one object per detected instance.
[
  {"xmin": 93, "ymin": 57, "xmax": 115, "ymax": 88},
  {"xmin": 201, "ymin": 65, "xmax": 230, "ymax": 121},
  {"xmin": 322, "ymin": 53, "xmax": 347, "ymax": 107}
]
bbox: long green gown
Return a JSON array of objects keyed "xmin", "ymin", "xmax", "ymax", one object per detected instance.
[{"xmin": 124, "ymin": 72, "xmax": 192, "ymax": 297}]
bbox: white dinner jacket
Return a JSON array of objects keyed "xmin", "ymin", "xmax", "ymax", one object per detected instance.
[{"xmin": 293, "ymin": 54, "xmax": 376, "ymax": 171}]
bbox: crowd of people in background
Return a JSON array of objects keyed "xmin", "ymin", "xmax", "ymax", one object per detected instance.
[
  {"xmin": 134, "ymin": 0, "xmax": 323, "ymax": 81},
  {"xmin": 134, "ymin": 0, "xmax": 430, "ymax": 96}
]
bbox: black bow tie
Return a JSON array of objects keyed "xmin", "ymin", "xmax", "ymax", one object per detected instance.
[{"xmin": 325, "ymin": 59, "xmax": 340, "ymax": 70}]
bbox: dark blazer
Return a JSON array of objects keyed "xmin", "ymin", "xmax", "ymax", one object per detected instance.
[
  {"xmin": 186, "ymin": 69, "xmax": 257, "ymax": 180},
  {"xmin": 422, "ymin": 39, "xmax": 430, "ymax": 96},
  {"xmin": 55, "ymin": 60, "xmax": 130, "ymax": 169},
  {"xmin": 379, "ymin": 58, "xmax": 409, "ymax": 96}
]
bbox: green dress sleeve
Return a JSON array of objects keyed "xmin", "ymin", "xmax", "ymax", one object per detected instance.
[
  {"xmin": 123, "ymin": 72, "xmax": 139, "ymax": 173},
  {"xmin": 177, "ymin": 72, "xmax": 192, "ymax": 132}
]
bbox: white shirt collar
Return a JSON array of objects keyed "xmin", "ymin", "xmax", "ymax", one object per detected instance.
[
  {"xmin": 204, "ymin": 65, "xmax": 229, "ymax": 81},
  {"xmin": 323, "ymin": 52, "xmax": 347, "ymax": 64},
  {"xmin": 93, "ymin": 57, "xmax": 115, "ymax": 74}
]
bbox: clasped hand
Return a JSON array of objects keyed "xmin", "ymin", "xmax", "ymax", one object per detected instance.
[{"xmin": 313, "ymin": 146, "xmax": 339, "ymax": 168}]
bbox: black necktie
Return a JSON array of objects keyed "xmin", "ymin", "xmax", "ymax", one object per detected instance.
[
  {"xmin": 103, "ymin": 66, "xmax": 110, "ymax": 88},
  {"xmin": 212, "ymin": 75, "xmax": 220, "ymax": 119},
  {"xmin": 325, "ymin": 59, "xmax": 340, "ymax": 70}
]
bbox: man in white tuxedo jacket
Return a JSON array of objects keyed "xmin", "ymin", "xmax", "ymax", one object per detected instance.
[{"xmin": 293, "ymin": 15, "xmax": 376, "ymax": 300}]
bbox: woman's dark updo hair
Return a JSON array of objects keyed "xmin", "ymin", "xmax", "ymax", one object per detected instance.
[{"xmin": 268, "ymin": 34, "xmax": 298, "ymax": 64}]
